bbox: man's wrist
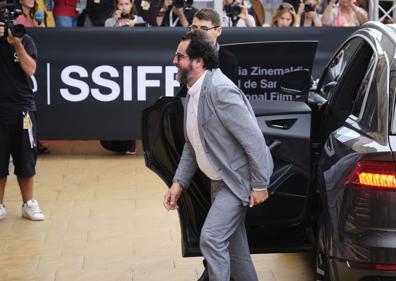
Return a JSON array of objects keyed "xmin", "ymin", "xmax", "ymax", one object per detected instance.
[
  {"xmin": 252, "ymin": 187, "xmax": 268, "ymax": 192},
  {"xmin": 173, "ymin": 180, "xmax": 184, "ymax": 189},
  {"xmin": 13, "ymin": 41, "xmax": 23, "ymax": 49}
]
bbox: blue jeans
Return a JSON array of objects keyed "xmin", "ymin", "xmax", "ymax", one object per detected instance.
[{"xmin": 55, "ymin": 16, "xmax": 77, "ymax": 27}]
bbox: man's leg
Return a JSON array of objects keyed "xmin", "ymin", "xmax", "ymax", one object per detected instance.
[
  {"xmin": 199, "ymin": 181, "xmax": 257, "ymax": 281},
  {"xmin": 0, "ymin": 177, "xmax": 6, "ymax": 204},
  {"xmin": 17, "ymin": 176, "xmax": 33, "ymax": 203},
  {"xmin": 229, "ymin": 219, "xmax": 259, "ymax": 281}
]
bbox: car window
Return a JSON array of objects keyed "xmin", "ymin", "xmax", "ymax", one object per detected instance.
[
  {"xmin": 319, "ymin": 38, "xmax": 364, "ymax": 100},
  {"xmin": 351, "ymin": 55, "xmax": 376, "ymax": 118},
  {"xmin": 391, "ymin": 73, "xmax": 396, "ymax": 134}
]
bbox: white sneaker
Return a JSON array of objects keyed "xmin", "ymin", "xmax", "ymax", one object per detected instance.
[
  {"xmin": 0, "ymin": 204, "xmax": 5, "ymax": 220},
  {"xmin": 22, "ymin": 199, "xmax": 45, "ymax": 221}
]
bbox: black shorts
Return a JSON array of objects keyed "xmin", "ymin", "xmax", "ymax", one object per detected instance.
[{"xmin": 0, "ymin": 112, "xmax": 37, "ymax": 178}]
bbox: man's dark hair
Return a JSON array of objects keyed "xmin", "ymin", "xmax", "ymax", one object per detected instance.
[
  {"xmin": 181, "ymin": 30, "xmax": 219, "ymax": 70},
  {"xmin": 194, "ymin": 8, "xmax": 221, "ymax": 27}
]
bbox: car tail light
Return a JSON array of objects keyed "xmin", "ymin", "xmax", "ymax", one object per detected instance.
[
  {"xmin": 345, "ymin": 161, "xmax": 396, "ymax": 190},
  {"xmin": 348, "ymin": 261, "xmax": 396, "ymax": 271}
]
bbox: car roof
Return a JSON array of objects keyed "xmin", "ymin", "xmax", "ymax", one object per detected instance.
[{"xmin": 358, "ymin": 22, "xmax": 396, "ymax": 72}]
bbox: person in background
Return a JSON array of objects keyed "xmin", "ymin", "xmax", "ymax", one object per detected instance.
[
  {"xmin": 156, "ymin": 0, "xmax": 197, "ymax": 27},
  {"xmin": 222, "ymin": 0, "xmax": 256, "ymax": 27},
  {"xmin": 296, "ymin": 0, "xmax": 322, "ymax": 26},
  {"xmin": 16, "ymin": 0, "xmax": 44, "ymax": 27},
  {"xmin": 104, "ymin": 0, "xmax": 145, "ymax": 27},
  {"xmin": 322, "ymin": 0, "xmax": 367, "ymax": 26},
  {"xmin": 83, "ymin": 0, "xmax": 114, "ymax": 26},
  {"xmin": 270, "ymin": 2, "xmax": 297, "ymax": 26},
  {"xmin": 53, "ymin": 0, "xmax": 81, "ymax": 27},
  {"xmin": 0, "ymin": 20, "xmax": 45, "ymax": 221}
]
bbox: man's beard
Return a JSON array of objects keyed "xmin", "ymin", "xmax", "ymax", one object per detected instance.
[{"xmin": 176, "ymin": 63, "xmax": 193, "ymax": 85}]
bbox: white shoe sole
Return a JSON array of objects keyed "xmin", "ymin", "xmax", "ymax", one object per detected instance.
[{"xmin": 22, "ymin": 212, "xmax": 45, "ymax": 221}]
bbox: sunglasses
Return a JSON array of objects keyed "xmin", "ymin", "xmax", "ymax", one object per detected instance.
[{"xmin": 278, "ymin": 3, "xmax": 295, "ymax": 11}]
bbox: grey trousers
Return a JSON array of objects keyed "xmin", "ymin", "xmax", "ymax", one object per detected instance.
[{"xmin": 200, "ymin": 181, "xmax": 259, "ymax": 281}]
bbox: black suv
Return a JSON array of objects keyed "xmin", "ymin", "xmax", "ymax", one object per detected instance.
[{"xmin": 142, "ymin": 22, "xmax": 396, "ymax": 281}]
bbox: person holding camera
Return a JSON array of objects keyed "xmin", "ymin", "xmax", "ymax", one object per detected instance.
[
  {"xmin": 222, "ymin": 0, "xmax": 256, "ymax": 27},
  {"xmin": 156, "ymin": 0, "xmax": 197, "ymax": 27},
  {"xmin": 104, "ymin": 0, "xmax": 144, "ymax": 27},
  {"xmin": 296, "ymin": 0, "xmax": 322, "ymax": 26},
  {"xmin": 322, "ymin": 0, "xmax": 367, "ymax": 26},
  {"xmin": 0, "ymin": 20, "xmax": 45, "ymax": 221}
]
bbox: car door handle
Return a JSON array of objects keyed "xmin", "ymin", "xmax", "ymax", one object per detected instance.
[
  {"xmin": 324, "ymin": 137, "xmax": 335, "ymax": 157},
  {"xmin": 266, "ymin": 119, "xmax": 297, "ymax": 130},
  {"xmin": 268, "ymin": 139, "xmax": 282, "ymax": 152}
]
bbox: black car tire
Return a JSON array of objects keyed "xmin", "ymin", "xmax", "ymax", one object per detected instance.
[{"xmin": 314, "ymin": 213, "xmax": 330, "ymax": 281}]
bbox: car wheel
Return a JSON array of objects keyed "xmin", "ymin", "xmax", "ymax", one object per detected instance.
[{"xmin": 314, "ymin": 214, "xmax": 330, "ymax": 281}]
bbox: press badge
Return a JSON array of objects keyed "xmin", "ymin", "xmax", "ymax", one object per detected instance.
[
  {"xmin": 23, "ymin": 115, "xmax": 30, "ymax": 129},
  {"xmin": 22, "ymin": 112, "xmax": 36, "ymax": 148}
]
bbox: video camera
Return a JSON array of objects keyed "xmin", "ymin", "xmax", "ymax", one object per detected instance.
[
  {"xmin": 224, "ymin": 2, "xmax": 242, "ymax": 18},
  {"xmin": 0, "ymin": 0, "xmax": 26, "ymax": 39}
]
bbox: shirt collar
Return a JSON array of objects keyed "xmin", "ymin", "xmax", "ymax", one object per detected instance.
[{"xmin": 187, "ymin": 70, "xmax": 207, "ymax": 98}]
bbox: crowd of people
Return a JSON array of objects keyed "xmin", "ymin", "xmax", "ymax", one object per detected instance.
[{"xmin": 13, "ymin": 0, "xmax": 373, "ymax": 29}]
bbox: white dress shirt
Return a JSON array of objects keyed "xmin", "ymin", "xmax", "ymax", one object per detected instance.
[{"xmin": 186, "ymin": 71, "xmax": 221, "ymax": 181}]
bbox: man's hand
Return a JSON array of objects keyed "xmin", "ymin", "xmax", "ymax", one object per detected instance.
[
  {"xmin": 7, "ymin": 29, "xmax": 22, "ymax": 47},
  {"xmin": 249, "ymin": 189, "xmax": 269, "ymax": 208},
  {"xmin": 0, "ymin": 22, "xmax": 5, "ymax": 38},
  {"xmin": 163, "ymin": 182, "xmax": 183, "ymax": 211}
]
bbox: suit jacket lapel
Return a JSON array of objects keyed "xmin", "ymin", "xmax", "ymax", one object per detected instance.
[
  {"xmin": 197, "ymin": 70, "xmax": 214, "ymax": 151},
  {"xmin": 183, "ymin": 94, "xmax": 190, "ymax": 141}
]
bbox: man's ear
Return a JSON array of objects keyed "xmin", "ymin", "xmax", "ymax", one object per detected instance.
[
  {"xmin": 216, "ymin": 26, "xmax": 223, "ymax": 38},
  {"xmin": 192, "ymin": 57, "xmax": 204, "ymax": 69}
]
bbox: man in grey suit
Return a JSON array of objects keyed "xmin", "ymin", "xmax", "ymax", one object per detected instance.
[{"xmin": 163, "ymin": 30, "xmax": 273, "ymax": 281}]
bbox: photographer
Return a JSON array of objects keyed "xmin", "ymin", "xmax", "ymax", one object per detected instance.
[
  {"xmin": 104, "ymin": 0, "xmax": 144, "ymax": 27},
  {"xmin": 0, "ymin": 17, "xmax": 45, "ymax": 220},
  {"xmin": 322, "ymin": 0, "xmax": 367, "ymax": 26},
  {"xmin": 156, "ymin": 0, "xmax": 197, "ymax": 27},
  {"xmin": 296, "ymin": 0, "xmax": 322, "ymax": 26},
  {"xmin": 222, "ymin": 0, "xmax": 256, "ymax": 27}
]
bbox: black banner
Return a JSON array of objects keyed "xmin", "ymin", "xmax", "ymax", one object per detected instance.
[
  {"xmin": 27, "ymin": 27, "xmax": 357, "ymax": 140},
  {"xmin": 224, "ymin": 41, "xmax": 317, "ymax": 102}
]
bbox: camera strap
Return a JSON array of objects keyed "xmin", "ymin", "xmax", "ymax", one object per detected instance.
[{"xmin": 169, "ymin": 10, "xmax": 179, "ymax": 27}]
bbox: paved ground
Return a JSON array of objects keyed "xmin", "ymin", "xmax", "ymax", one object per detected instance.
[{"xmin": 0, "ymin": 141, "xmax": 313, "ymax": 281}]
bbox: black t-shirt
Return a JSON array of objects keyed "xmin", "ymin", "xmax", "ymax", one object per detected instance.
[
  {"xmin": 86, "ymin": 0, "xmax": 114, "ymax": 26},
  {"xmin": 0, "ymin": 35, "xmax": 38, "ymax": 118},
  {"xmin": 161, "ymin": 6, "xmax": 197, "ymax": 27},
  {"xmin": 134, "ymin": 0, "xmax": 162, "ymax": 26}
]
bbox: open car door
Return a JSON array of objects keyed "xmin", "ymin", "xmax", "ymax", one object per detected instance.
[
  {"xmin": 142, "ymin": 96, "xmax": 313, "ymax": 256},
  {"xmin": 142, "ymin": 41, "xmax": 316, "ymax": 257}
]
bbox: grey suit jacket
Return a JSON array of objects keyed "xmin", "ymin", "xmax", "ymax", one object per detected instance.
[{"xmin": 173, "ymin": 69, "xmax": 273, "ymax": 204}]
